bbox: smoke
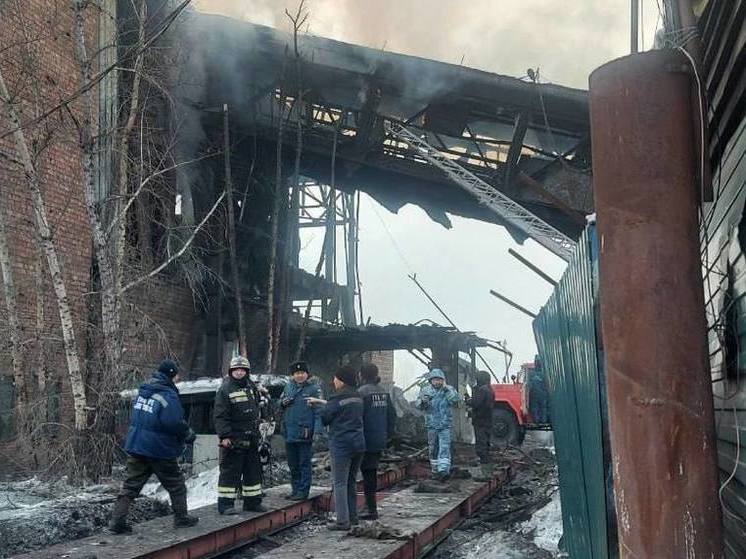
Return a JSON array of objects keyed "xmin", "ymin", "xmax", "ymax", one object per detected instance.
[{"xmin": 192, "ymin": 0, "xmax": 660, "ymax": 89}]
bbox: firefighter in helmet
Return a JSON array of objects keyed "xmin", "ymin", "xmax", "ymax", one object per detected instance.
[{"xmin": 214, "ymin": 355, "xmax": 268, "ymax": 515}]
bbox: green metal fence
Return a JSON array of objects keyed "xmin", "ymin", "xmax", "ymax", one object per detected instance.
[{"xmin": 533, "ymin": 226, "xmax": 612, "ymax": 559}]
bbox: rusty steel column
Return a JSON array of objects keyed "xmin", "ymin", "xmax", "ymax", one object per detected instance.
[{"xmin": 590, "ymin": 50, "xmax": 723, "ymax": 558}]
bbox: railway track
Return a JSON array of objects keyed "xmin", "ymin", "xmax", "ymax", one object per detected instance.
[{"xmin": 12, "ymin": 462, "xmax": 511, "ymax": 559}]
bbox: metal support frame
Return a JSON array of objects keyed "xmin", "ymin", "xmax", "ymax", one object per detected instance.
[
  {"xmin": 385, "ymin": 121, "xmax": 576, "ymax": 261},
  {"xmin": 296, "ymin": 178, "xmax": 359, "ymax": 325}
]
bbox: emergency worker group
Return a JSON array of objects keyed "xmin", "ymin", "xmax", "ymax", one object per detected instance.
[{"xmin": 110, "ymin": 356, "xmax": 490, "ymax": 533}]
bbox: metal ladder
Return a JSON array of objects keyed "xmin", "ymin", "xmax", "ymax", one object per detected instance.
[{"xmin": 384, "ymin": 121, "xmax": 576, "ymax": 261}]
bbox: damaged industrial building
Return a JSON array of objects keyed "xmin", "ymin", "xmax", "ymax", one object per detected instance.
[{"xmin": 0, "ymin": 0, "xmax": 743, "ymax": 558}]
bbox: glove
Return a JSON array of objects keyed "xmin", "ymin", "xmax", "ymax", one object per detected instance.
[
  {"xmin": 281, "ymin": 397, "xmax": 294, "ymax": 408},
  {"xmin": 184, "ymin": 428, "xmax": 196, "ymax": 444}
]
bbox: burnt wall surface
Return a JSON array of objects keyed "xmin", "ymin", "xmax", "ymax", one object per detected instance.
[{"xmin": 699, "ymin": 1, "xmax": 746, "ymax": 557}]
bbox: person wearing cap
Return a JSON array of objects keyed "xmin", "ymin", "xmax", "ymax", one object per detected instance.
[
  {"xmin": 109, "ymin": 359, "xmax": 198, "ymax": 534},
  {"xmin": 357, "ymin": 363, "xmax": 396, "ymax": 520},
  {"xmin": 279, "ymin": 361, "xmax": 322, "ymax": 500},
  {"xmin": 213, "ymin": 355, "xmax": 268, "ymax": 515},
  {"xmin": 415, "ymin": 368, "xmax": 461, "ymax": 481},
  {"xmin": 306, "ymin": 365, "xmax": 365, "ymax": 531}
]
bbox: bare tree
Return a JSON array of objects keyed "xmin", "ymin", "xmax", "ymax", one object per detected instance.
[
  {"xmin": 0, "ymin": 67, "xmax": 88, "ymax": 430},
  {"xmin": 0, "ymin": 197, "xmax": 24, "ymax": 407}
]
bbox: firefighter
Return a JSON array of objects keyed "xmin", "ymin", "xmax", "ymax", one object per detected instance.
[
  {"xmin": 358, "ymin": 363, "xmax": 396, "ymax": 520},
  {"xmin": 280, "ymin": 361, "xmax": 321, "ymax": 500},
  {"xmin": 214, "ymin": 355, "xmax": 268, "ymax": 515},
  {"xmin": 109, "ymin": 359, "xmax": 198, "ymax": 534},
  {"xmin": 468, "ymin": 370, "xmax": 495, "ymax": 463},
  {"xmin": 415, "ymin": 369, "xmax": 461, "ymax": 481}
]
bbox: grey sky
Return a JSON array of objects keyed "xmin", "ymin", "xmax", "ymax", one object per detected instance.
[{"xmin": 193, "ymin": 0, "xmax": 663, "ymax": 387}]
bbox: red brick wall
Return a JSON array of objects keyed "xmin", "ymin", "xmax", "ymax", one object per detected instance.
[
  {"xmin": 0, "ymin": 1, "xmax": 202, "ymax": 439},
  {"xmin": 0, "ymin": 1, "xmax": 94, "ymax": 421}
]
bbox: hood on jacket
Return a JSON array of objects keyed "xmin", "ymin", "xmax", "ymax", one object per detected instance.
[
  {"xmin": 140, "ymin": 371, "xmax": 177, "ymax": 397},
  {"xmin": 428, "ymin": 369, "xmax": 446, "ymax": 381},
  {"xmin": 476, "ymin": 371, "xmax": 491, "ymax": 386}
]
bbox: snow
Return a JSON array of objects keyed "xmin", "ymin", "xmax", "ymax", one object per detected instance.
[
  {"xmin": 143, "ymin": 466, "xmax": 220, "ymax": 511},
  {"xmin": 519, "ymin": 490, "xmax": 564, "ymax": 554},
  {"xmin": 120, "ymin": 375, "xmax": 289, "ymax": 400}
]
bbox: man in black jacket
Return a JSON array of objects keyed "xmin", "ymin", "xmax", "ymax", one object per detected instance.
[
  {"xmin": 469, "ymin": 370, "xmax": 495, "ymax": 463},
  {"xmin": 357, "ymin": 363, "xmax": 396, "ymax": 520},
  {"xmin": 214, "ymin": 356, "xmax": 267, "ymax": 515}
]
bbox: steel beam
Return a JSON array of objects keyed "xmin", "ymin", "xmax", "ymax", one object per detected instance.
[{"xmin": 590, "ymin": 49, "xmax": 723, "ymax": 558}]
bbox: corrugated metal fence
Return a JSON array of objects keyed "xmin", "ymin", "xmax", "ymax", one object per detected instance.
[{"xmin": 533, "ymin": 226, "xmax": 612, "ymax": 559}]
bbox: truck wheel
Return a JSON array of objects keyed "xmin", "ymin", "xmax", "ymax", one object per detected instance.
[{"xmin": 492, "ymin": 407, "xmax": 522, "ymax": 447}]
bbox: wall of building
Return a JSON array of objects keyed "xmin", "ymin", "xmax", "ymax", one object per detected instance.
[
  {"xmin": 0, "ymin": 1, "xmax": 205, "ymax": 475},
  {"xmin": 362, "ymin": 350, "xmax": 395, "ymax": 385},
  {"xmin": 698, "ymin": 1, "xmax": 746, "ymax": 557}
]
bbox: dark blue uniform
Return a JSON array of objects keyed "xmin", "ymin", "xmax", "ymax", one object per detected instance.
[
  {"xmin": 110, "ymin": 367, "xmax": 197, "ymax": 533},
  {"xmin": 280, "ymin": 380, "xmax": 321, "ymax": 498},
  {"xmin": 321, "ymin": 387, "xmax": 365, "ymax": 527},
  {"xmin": 358, "ymin": 382, "xmax": 395, "ymax": 518}
]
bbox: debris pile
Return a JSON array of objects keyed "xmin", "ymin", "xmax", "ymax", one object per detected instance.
[
  {"xmin": 348, "ymin": 520, "xmax": 415, "ymax": 540},
  {"xmin": 0, "ymin": 479, "xmax": 169, "ymax": 558},
  {"xmin": 429, "ymin": 436, "xmax": 563, "ymax": 559}
]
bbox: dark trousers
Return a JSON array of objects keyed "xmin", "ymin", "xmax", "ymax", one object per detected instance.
[
  {"xmin": 111, "ymin": 454, "xmax": 188, "ymax": 525},
  {"xmin": 360, "ymin": 451, "xmax": 381, "ymax": 512},
  {"xmin": 218, "ymin": 444, "xmax": 263, "ymax": 512},
  {"xmin": 473, "ymin": 421, "xmax": 492, "ymax": 461},
  {"xmin": 286, "ymin": 441, "xmax": 313, "ymax": 497},
  {"xmin": 330, "ymin": 447, "xmax": 363, "ymax": 527},
  {"xmin": 121, "ymin": 454, "xmax": 186, "ymax": 499}
]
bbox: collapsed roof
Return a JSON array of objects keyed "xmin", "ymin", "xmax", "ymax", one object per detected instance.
[{"xmin": 175, "ymin": 12, "xmax": 593, "ymax": 240}]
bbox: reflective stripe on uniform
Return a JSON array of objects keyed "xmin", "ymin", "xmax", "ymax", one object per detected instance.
[
  {"xmin": 242, "ymin": 484, "xmax": 262, "ymax": 497},
  {"xmin": 339, "ymin": 397, "xmax": 363, "ymax": 406},
  {"xmin": 151, "ymin": 394, "xmax": 168, "ymax": 407},
  {"xmin": 228, "ymin": 390, "xmax": 246, "ymax": 398},
  {"xmin": 218, "ymin": 486, "xmax": 237, "ymax": 499}
]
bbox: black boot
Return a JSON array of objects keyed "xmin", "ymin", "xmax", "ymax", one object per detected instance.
[
  {"xmin": 243, "ymin": 498, "xmax": 268, "ymax": 513},
  {"xmin": 359, "ymin": 493, "xmax": 378, "ymax": 520},
  {"xmin": 171, "ymin": 493, "xmax": 199, "ymax": 528},
  {"xmin": 109, "ymin": 496, "xmax": 133, "ymax": 535}
]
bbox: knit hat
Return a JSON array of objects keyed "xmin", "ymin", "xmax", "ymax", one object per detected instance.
[
  {"xmin": 289, "ymin": 361, "xmax": 309, "ymax": 374},
  {"xmin": 428, "ymin": 368, "xmax": 446, "ymax": 381},
  {"xmin": 334, "ymin": 365, "xmax": 358, "ymax": 388},
  {"xmin": 157, "ymin": 359, "xmax": 179, "ymax": 379},
  {"xmin": 360, "ymin": 363, "xmax": 380, "ymax": 384}
]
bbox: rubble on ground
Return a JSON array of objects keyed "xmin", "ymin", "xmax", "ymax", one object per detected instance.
[
  {"xmin": 348, "ymin": 520, "xmax": 415, "ymax": 540},
  {"xmin": 0, "ymin": 479, "xmax": 169, "ymax": 558},
  {"xmin": 430, "ymin": 435, "xmax": 563, "ymax": 559}
]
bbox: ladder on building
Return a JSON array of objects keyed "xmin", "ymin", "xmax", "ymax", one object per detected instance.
[{"xmin": 384, "ymin": 121, "xmax": 576, "ymax": 261}]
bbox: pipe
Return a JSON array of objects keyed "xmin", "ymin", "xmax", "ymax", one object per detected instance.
[
  {"xmin": 590, "ymin": 49, "xmax": 723, "ymax": 558},
  {"xmin": 488, "ymin": 289, "xmax": 537, "ymax": 319},
  {"xmin": 508, "ymin": 248, "xmax": 558, "ymax": 286}
]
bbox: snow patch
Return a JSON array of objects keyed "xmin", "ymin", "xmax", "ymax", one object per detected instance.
[
  {"xmin": 143, "ymin": 466, "xmax": 220, "ymax": 511},
  {"xmin": 518, "ymin": 490, "xmax": 563, "ymax": 553}
]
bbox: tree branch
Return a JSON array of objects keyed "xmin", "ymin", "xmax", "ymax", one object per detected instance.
[{"xmin": 119, "ymin": 191, "xmax": 226, "ymax": 295}]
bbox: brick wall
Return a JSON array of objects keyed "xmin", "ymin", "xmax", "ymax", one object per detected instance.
[
  {"xmin": 0, "ymin": 2, "xmax": 204, "ymax": 473},
  {"xmin": 363, "ymin": 350, "xmax": 395, "ymax": 385}
]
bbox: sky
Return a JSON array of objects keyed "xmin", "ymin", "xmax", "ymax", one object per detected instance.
[{"xmin": 192, "ymin": 0, "xmax": 664, "ymax": 387}]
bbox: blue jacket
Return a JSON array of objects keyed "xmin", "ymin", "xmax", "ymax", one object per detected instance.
[
  {"xmin": 124, "ymin": 372, "xmax": 190, "ymax": 459},
  {"xmin": 281, "ymin": 380, "xmax": 321, "ymax": 443},
  {"xmin": 358, "ymin": 383, "xmax": 395, "ymax": 452},
  {"xmin": 416, "ymin": 382, "xmax": 461, "ymax": 431},
  {"xmin": 320, "ymin": 387, "xmax": 365, "ymax": 454}
]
